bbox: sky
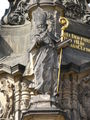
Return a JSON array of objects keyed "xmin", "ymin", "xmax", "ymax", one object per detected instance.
[{"xmin": 0, "ymin": 0, "xmax": 9, "ymax": 19}]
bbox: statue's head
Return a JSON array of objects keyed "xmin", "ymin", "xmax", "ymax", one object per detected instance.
[{"xmin": 32, "ymin": 7, "xmax": 47, "ymax": 34}]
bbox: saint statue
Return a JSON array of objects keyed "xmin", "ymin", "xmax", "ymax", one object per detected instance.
[{"xmin": 24, "ymin": 7, "xmax": 58, "ymax": 97}]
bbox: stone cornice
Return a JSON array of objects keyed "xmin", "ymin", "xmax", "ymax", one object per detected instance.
[{"xmin": 0, "ymin": 63, "xmax": 25, "ymax": 75}]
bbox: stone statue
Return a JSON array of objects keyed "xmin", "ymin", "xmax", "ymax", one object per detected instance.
[{"xmin": 24, "ymin": 7, "xmax": 58, "ymax": 98}]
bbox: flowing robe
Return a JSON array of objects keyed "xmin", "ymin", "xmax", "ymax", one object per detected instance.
[{"xmin": 24, "ymin": 30, "xmax": 58, "ymax": 95}]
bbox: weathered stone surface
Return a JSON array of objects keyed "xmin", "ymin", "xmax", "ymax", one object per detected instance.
[
  {"xmin": 0, "ymin": 74, "xmax": 14, "ymax": 120},
  {"xmin": 0, "ymin": 21, "xmax": 31, "ymax": 67},
  {"xmin": 0, "ymin": 0, "xmax": 90, "ymax": 120},
  {"xmin": 62, "ymin": 0, "xmax": 90, "ymax": 24}
]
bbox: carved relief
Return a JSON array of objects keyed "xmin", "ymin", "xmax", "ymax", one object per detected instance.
[
  {"xmin": 1, "ymin": 0, "xmax": 90, "ymax": 25},
  {"xmin": 78, "ymin": 75, "xmax": 90, "ymax": 120},
  {"xmin": 62, "ymin": 0, "xmax": 90, "ymax": 24},
  {"xmin": 63, "ymin": 1, "xmax": 85, "ymax": 20},
  {"xmin": 0, "ymin": 75, "xmax": 14, "ymax": 119},
  {"xmin": 1, "ymin": 0, "xmax": 30, "ymax": 25},
  {"xmin": 24, "ymin": 7, "xmax": 58, "ymax": 97}
]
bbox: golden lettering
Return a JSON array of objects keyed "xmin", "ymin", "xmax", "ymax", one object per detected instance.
[{"xmin": 64, "ymin": 32, "xmax": 90, "ymax": 53}]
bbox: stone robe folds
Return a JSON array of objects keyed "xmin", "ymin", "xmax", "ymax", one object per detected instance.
[{"xmin": 24, "ymin": 30, "xmax": 58, "ymax": 95}]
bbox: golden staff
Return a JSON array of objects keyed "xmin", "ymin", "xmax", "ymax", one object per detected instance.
[{"xmin": 57, "ymin": 17, "xmax": 69, "ymax": 94}]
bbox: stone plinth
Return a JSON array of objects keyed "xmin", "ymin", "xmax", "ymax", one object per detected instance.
[{"xmin": 24, "ymin": 114, "xmax": 65, "ymax": 120}]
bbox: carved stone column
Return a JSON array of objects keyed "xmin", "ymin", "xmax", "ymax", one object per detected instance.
[
  {"xmin": 70, "ymin": 73, "xmax": 79, "ymax": 120},
  {"xmin": 20, "ymin": 80, "xmax": 30, "ymax": 113},
  {"xmin": 61, "ymin": 73, "xmax": 72, "ymax": 120},
  {"xmin": 61, "ymin": 72, "xmax": 85, "ymax": 120},
  {"xmin": 14, "ymin": 76, "xmax": 21, "ymax": 120}
]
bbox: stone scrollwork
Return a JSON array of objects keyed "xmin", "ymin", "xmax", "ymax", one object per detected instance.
[
  {"xmin": 63, "ymin": 1, "xmax": 85, "ymax": 20},
  {"xmin": 1, "ymin": 0, "xmax": 30, "ymax": 25},
  {"xmin": 62, "ymin": 0, "xmax": 90, "ymax": 24},
  {"xmin": 0, "ymin": 76, "xmax": 14, "ymax": 119}
]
